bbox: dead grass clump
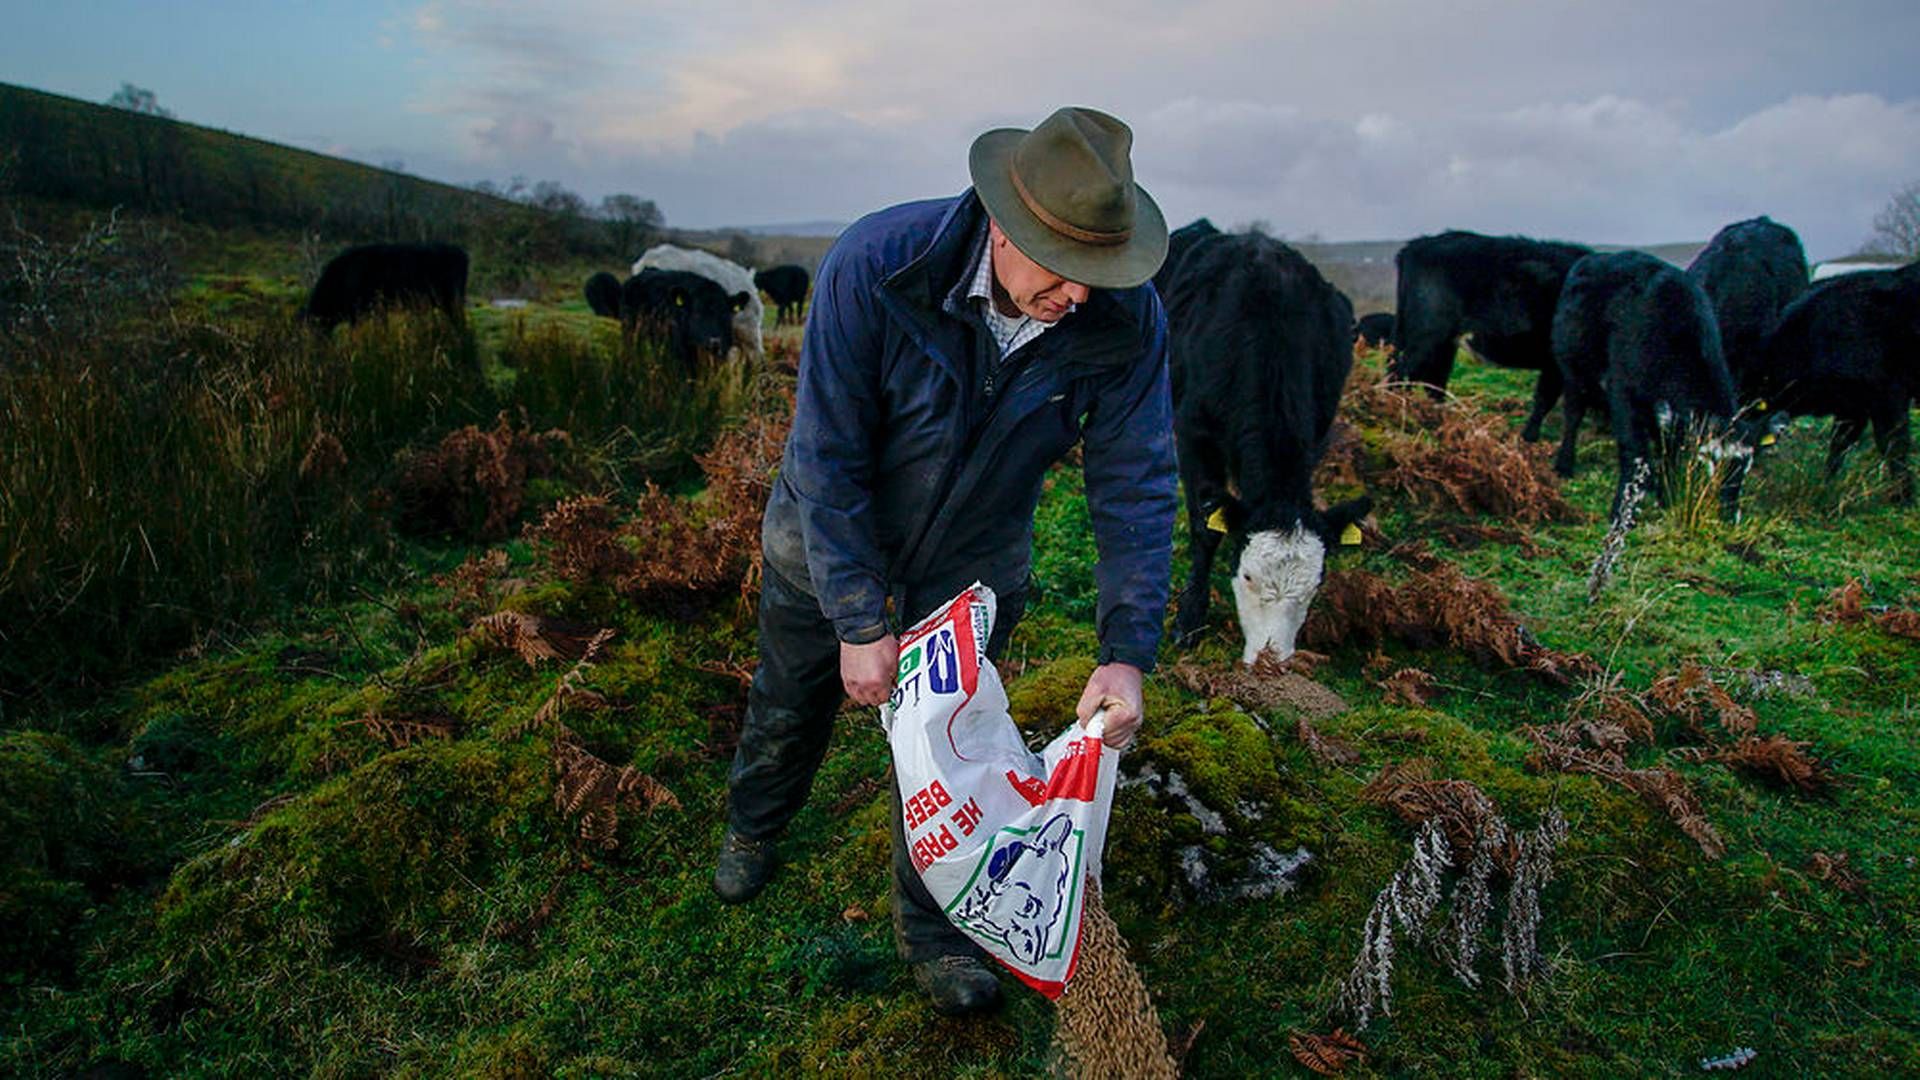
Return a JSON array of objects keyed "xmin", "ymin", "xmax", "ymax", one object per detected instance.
[
  {"xmin": 1052, "ymin": 882, "xmax": 1178, "ymax": 1080},
  {"xmin": 1806, "ymin": 851, "xmax": 1865, "ymax": 897},
  {"xmin": 392, "ymin": 411, "xmax": 569, "ymax": 539},
  {"xmin": 1377, "ymin": 412, "xmax": 1577, "ymax": 525},
  {"xmin": 1673, "ymin": 735, "xmax": 1832, "ymax": 794},
  {"xmin": 1820, "ymin": 578, "xmax": 1920, "ymax": 640},
  {"xmin": 1302, "ymin": 564, "xmax": 1598, "ymax": 685}
]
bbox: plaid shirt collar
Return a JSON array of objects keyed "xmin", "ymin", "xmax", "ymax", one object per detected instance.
[{"xmin": 966, "ymin": 230, "xmax": 1073, "ymax": 358}]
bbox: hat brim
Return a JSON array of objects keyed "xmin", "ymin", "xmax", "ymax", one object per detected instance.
[{"xmin": 969, "ymin": 128, "xmax": 1169, "ymax": 291}]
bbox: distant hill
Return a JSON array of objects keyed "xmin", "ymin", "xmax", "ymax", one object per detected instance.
[
  {"xmin": 0, "ymin": 81, "xmax": 539, "ymax": 244},
  {"xmin": 725, "ymin": 220, "xmax": 847, "ymax": 238}
]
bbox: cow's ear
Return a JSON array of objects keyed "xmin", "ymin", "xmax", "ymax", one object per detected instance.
[
  {"xmin": 731, "ymin": 291, "xmax": 750, "ymax": 313},
  {"xmin": 1313, "ymin": 496, "xmax": 1372, "ymax": 550},
  {"xmin": 1200, "ymin": 495, "xmax": 1248, "ymax": 536}
]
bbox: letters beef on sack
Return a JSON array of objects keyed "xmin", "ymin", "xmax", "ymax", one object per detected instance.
[{"xmin": 884, "ymin": 583, "xmax": 1118, "ymax": 999}]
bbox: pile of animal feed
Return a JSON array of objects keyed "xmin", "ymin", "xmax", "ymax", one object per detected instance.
[{"xmin": 1052, "ymin": 882, "xmax": 1180, "ymax": 1079}]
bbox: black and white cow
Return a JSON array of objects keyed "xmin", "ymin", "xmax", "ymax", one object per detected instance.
[
  {"xmin": 1162, "ymin": 231, "xmax": 1371, "ymax": 663},
  {"xmin": 302, "ymin": 242, "xmax": 469, "ymax": 331},
  {"xmin": 584, "ymin": 271, "xmax": 622, "ymax": 318},
  {"xmin": 1749, "ymin": 261, "xmax": 1920, "ymax": 502},
  {"xmin": 1685, "ymin": 216, "xmax": 1808, "ymax": 397},
  {"xmin": 1551, "ymin": 250, "xmax": 1753, "ymax": 521},
  {"xmin": 1390, "ymin": 230, "xmax": 1591, "ymax": 440},
  {"xmin": 1354, "ymin": 312, "xmax": 1396, "ymax": 349},
  {"xmin": 753, "ymin": 264, "xmax": 810, "ymax": 324}
]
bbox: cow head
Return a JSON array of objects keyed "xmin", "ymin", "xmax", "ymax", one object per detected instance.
[{"xmin": 1231, "ymin": 497, "xmax": 1371, "ymax": 666}]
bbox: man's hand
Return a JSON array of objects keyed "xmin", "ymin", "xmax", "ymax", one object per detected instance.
[
  {"xmin": 841, "ymin": 634, "xmax": 900, "ymax": 707},
  {"xmin": 1076, "ymin": 662, "xmax": 1144, "ymax": 748}
]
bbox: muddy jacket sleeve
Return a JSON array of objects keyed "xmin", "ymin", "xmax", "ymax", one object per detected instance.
[
  {"xmin": 1080, "ymin": 290, "xmax": 1178, "ymax": 671},
  {"xmin": 785, "ymin": 248, "xmax": 892, "ymax": 644}
]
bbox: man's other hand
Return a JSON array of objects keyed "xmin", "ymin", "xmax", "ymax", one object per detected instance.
[
  {"xmin": 841, "ymin": 634, "xmax": 900, "ymax": 706},
  {"xmin": 1076, "ymin": 663, "xmax": 1144, "ymax": 748}
]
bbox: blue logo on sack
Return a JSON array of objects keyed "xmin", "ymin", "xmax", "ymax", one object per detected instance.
[{"xmin": 927, "ymin": 628, "xmax": 959, "ymax": 693}]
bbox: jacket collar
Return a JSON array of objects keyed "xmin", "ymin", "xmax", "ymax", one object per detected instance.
[{"xmin": 880, "ymin": 190, "xmax": 1144, "ymax": 349}]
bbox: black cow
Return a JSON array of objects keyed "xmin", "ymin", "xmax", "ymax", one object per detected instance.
[
  {"xmin": 1354, "ymin": 312, "xmax": 1396, "ymax": 349},
  {"xmin": 1162, "ymin": 231, "xmax": 1371, "ymax": 663},
  {"xmin": 1748, "ymin": 261, "xmax": 1920, "ymax": 502},
  {"xmin": 584, "ymin": 271, "xmax": 622, "ymax": 318},
  {"xmin": 1686, "ymin": 216, "xmax": 1808, "ymax": 396},
  {"xmin": 1152, "ymin": 217, "xmax": 1221, "ymax": 299},
  {"xmin": 613, "ymin": 268, "xmax": 737, "ymax": 368},
  {"xmin": 1391, "ymin": 230, "xmax": 1591, "ymax": 440},
  {"xmin": 303, "ymin": 242, "xmax": 468, "ymax": 331},
  {"xmin": 1551, "ymin": 250, "xmax": 1751, "ymax": 521},
  {"xmin": 753, "ymin": 264, "xmax": 811, "ymax": 324}
]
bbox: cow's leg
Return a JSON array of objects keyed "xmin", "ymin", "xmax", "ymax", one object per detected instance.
[
  {"xmin": 1522, "ymin": 363, "xmax": 1564, "ymax": 443},
  {"xmin": 1174, "ymin": 437, "xmax": 1229, "ymax": 648},
  {"xmin": 1609, "ymin": 396, "xmax": 1653, "ymax": 522},
  {"xmin": 1553, "ymin": 375, "xmax": 1588, "ymax": 478},
  {"xmin": 1869, "ymin": 403, "xmax": 1913, "ymax": 504},
  {"xmin": 1827, "ymin": 416, "xmax": 1867, "ymax": 478}
]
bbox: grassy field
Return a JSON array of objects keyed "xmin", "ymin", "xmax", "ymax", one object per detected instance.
[{"xmin": 4, "ymin": 222, "xmax": 1918, "ymax": 1078}]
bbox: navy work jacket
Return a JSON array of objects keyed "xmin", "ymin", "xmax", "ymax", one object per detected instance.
[{"xmin": 759, "ymin": 190, "xmax": 1177, "ymax": 671}]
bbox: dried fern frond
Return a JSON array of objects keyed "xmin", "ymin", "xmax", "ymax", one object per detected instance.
[
  {"xmin": 1806, "ymin": 851, "xmax": 1865, "ymax": 896},
  {"xmin": 1338, "ymin": 818, "xmax": 1452, "ymax": 1028},
  {"xmin": 1377, "ymin": 666, "xmax": 1442, "ymax": 707},
  {"xmin": 1288, "ymin": 1028, "xmax": 1369, "ymax": 1075},
  {"xmin": 1648, "ymin": 664, "xmax": 1757, "ymax": 740},
  {"xmin": 1297, "ymin": 715, "xmax": 1363, "ymax": 767},
  {"xmin": 1359, "ymin": 760, "xmax": 1512, "ymax": 868},
  {"xmin": 473, "ymin": 612, "xmax": 611, "ymax": 668},
  {"xmin": 553, "ymin": 740, "xmax": 682, "ymax": 851},
  {"xmin": 1673, "ymin": 735, "xmax": 1831, "ymax": 793}
]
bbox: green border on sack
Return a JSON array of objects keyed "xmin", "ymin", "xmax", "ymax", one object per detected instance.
[{"xmin": 942, "ymin": 823, "xmax": 1085, "ymax": 962}]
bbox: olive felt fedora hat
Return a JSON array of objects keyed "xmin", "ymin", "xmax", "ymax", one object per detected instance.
[{"xmin": 968, "ymin": 106, "xmax": 1168, "ymax": 290}]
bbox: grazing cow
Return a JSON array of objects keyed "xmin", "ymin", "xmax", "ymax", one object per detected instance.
[
  {"xmin": 615, "ymin": 269, "xmax": 738, "ymax": 369},
  {"xmin": 1162, "ymin": 231, "xmax": 1372, "ymax": 663},
  {"xmin": 1551, "ymin": 251, "xmax": 1751, "ymax": 521},
  {"xmin": 753, "ymin": 264, "xmax": 810, "ymax": 324},
  {"xmin": 1685, "ymin": 217, "xmax": 1807, "ymax": 395},
  {"xmin": 633, "ymin": 244, "xmax": 761, "ymax": 362},
  {"xmin": 1390, "ymin": 230, "xmax": 1591, "ymax": 440},
  {"xmin": 1152, "ymin": 217, "xmax": 1221, "ymax": 299},
  {"xmin": 1354, "ymin": 312, "xmax": 1396, "ymax": 349},
  {"xmin": 303, "ymin": 242, "xmax": 468, "ymax": 331},
  {"xmin": 1748, "ymin": 261, "xmax": 1920, "ymax": 502},
  {"xmin": 584, "ymin": 271, "xmax": 622, "ymax": 318}
]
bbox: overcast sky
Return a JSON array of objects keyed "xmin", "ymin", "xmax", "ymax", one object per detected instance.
[{"xmin": 7, "ymin": 0, "xmax": 1920, "ymax": 259}]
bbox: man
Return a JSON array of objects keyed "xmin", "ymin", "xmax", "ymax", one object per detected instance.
[{"xmin": 715, "ymin": 107, "xmax": 1177, "ymax": 1016}]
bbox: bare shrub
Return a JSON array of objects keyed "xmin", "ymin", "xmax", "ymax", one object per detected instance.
[{"xmin": 392, "ymin": 412, "xmax": 570, "ymax": 539}]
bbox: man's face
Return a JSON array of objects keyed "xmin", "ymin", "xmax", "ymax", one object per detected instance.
[{"xmin": 989, "ymin": 221, "xmax": 1091, "ymax": 322}]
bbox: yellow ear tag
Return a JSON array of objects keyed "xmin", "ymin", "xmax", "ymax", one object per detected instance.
[
  {"xmin": 1759, "ymin": 433, "xmax": 1777, "ymax": 447},
  {"xmin": 1205, "ymin": 507, "xmax": 1229, "ymax": 534},
  {"xmin": 1339, "ymin": 522, "xmax": 1364, "ymax": 546},
  {"xmin": 1755, "ymin": 399, "xmax": 1768, "ymax": 411}
]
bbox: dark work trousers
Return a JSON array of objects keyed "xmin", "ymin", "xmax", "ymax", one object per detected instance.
[{"xmin": 726, "ymin": 563, "xmax": 1025, "ymax": 963}]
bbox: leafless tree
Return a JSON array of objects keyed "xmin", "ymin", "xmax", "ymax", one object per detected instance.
[{"xmin": 1869, "ymin": 180, "xmax": 1920, "ymax": 260}]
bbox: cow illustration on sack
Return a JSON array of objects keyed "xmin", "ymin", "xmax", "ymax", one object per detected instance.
[{"xmin": 951, "ymin": 813, "xmax": 1081, "ymax": 965}]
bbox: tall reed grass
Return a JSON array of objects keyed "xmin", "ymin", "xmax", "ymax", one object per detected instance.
[{"xmin": 2, "ymin": 299, "xmax": 751, "ymax": 697}]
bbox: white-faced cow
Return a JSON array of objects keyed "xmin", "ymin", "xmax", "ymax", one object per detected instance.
[
  {"xmin": 1162, "ymin": 231, "xmax": 1371, "ymax": 664},
  {"xmin": 1391, "ymin": 230, "xmax": 1591, "ymax": 441}
]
